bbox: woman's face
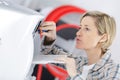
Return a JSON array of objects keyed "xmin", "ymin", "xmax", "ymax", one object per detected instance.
[{"xmin": 76, "ymin": 16, "xmax": 102, "ymax": 50}]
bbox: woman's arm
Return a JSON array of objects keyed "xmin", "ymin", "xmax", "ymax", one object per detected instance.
[
  {"xmin": 41, "ymin": 39, "xmax": 70, "ymax": 55},
  {"xmin": 40, "ymin": 21, "xmax": 70, "ymax": 55},
  {"xmin": 39, "ymin": 21, "xmax": 56, "ymax": 55}
]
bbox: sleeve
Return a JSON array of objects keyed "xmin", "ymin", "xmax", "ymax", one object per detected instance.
[
  {"xmin": 67, "ymin": 74, "xmax": 83, "ymax": 80},
  {"xmin": 105, "ymin": 64, "xmax": 120, "ymax": 80},
  {"xmin": 40, "ymin": 36, "xmax": 70, "ymax": 55},
  {"xmin": 40, "ymin": 38, "xmax": 55, "ymax": 55}
]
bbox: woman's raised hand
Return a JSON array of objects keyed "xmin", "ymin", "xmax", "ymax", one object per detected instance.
[{"xmin": 39, "ymin": 21, "xmax": 56, "ymax": 42}]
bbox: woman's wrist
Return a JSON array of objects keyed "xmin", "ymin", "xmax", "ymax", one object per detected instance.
[
  {"xmin": 70, "ymin": 73, "xmax": 83, "ymax": 80},
  {"xmin": 43, "ymin": 36, "xmax": 55, "ymax": 45}
]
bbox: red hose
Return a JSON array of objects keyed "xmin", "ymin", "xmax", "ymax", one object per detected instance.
[
  {"xmin": 36, "ymin": 64, "xmax": 43, "ymax": 80},
  {"xmin": 37, "ymin": 5, "xmax": 86, "ymax": 80},
  {"xmin": 46, "ymin": 64, "xmax": 68, "ymax": 80},
  {"xmin": 56, "ymin": 24, "xmax": 79, "ymax": 32},
  {"xmin": 45, "ymin": 5, "xmax": 86, "ymax": 22}
]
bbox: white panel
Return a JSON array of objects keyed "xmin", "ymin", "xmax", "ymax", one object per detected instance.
[{"xmin": 0, "ymin": 1, "xmax": 43, "ymax": 80}]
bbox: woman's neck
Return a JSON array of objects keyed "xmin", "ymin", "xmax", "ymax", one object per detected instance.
[{"xmin": 85, "ymin": 48, "xmax": 103, "ymax": 65}]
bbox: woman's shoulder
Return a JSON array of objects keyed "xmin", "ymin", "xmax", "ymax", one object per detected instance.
[
  {"xmin": 104, "ymin": 55, "xmax": 120, "ymax": 79},
  {"xmin": 93, "ymin": 52, "xmax": 120, "ymax": 74},
  {"xmin": 104, "ymin": 52, "xmax": 120, "ymax": 70}
]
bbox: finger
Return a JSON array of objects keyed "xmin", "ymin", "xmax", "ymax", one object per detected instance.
[
  {"xmin": 41, "ymin": 31, "xmax": 56, "ymax": 38},
  {"xmin": 40, "ymin": 21, "xmax": 56, "ymax": 29},
  {"xmin": 38, "ymin": 21, "xmax": 56, "ymax": 33},
  {"xmin": 40, "ymin": 25, "xmax": 56, "ymax": 31},
  {"xmin": 41, "ymin": 32, "xmax": 49, "ymax": 36},
  {"xmin": 41, "ymin": 21, "xmax": 56, "ymax": 26}
]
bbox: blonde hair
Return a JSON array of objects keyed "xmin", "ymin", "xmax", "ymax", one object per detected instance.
[{"xmin": 80, "ymin": 11, "xmax": 116, "ymax": 53}]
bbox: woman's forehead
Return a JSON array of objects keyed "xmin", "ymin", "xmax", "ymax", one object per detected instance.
[{"xmin": 80, "ymin": 16, "xmax": 96, "ymax": 26}]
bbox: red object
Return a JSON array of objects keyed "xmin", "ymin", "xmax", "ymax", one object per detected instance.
[
  {"xmin": 56, "ymin": 24, "xmax": 79, "ymax": 32},
  {"xmin": 46, "ymin": 64, "xmax": 68, "ymax": 80},
  {"xmin": 36, "ymin": 5, "xmax": 86, "ymax": 80},
  {"xmin": 36, "ymin": 64, "xmax": 43, "ymax": 80},
  {"xmin": 44, "ymin": 5, "xmax": 86, "ymax": 22}
]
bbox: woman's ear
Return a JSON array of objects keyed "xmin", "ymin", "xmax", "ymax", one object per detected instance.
[{"xmin": 99, "ymin": 34, "xmax": 108, "ymax": 43}]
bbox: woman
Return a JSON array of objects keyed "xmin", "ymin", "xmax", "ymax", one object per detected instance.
[{"xmin": 39, "ymin": 11, "xmax": 120, "ymax": 80}]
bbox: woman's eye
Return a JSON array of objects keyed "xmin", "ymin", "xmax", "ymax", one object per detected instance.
[{"xmin": 85, "ymin": 28, "xmax": 90, "ymax": 31}]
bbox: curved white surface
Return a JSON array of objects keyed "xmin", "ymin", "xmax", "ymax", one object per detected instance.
[{"xmin": 0, "ymin": 1, "xmax": 43, "ymax": 80}]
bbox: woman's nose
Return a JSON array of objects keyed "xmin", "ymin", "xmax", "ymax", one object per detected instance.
[{"xmin": 76, "ymin": 29, "xmax": 82, "ymax": 36}]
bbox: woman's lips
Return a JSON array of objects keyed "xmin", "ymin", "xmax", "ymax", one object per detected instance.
[
  {"xmin": 76, "ymin": 38, "xmax": 81, "ymax": 41},
  {"xmin": 76, "ymin": 38, "xmax": 83, "ymax": 45}
]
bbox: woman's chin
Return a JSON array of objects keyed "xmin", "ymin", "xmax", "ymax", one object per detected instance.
[{"xmin": 75, "ymin": 45, "xmax": 83, "ymax": 49}]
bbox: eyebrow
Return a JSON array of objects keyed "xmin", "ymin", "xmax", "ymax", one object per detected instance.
[{"xmin": 80, "ymin": 24, "xmax": 89, "ymax": 27}]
